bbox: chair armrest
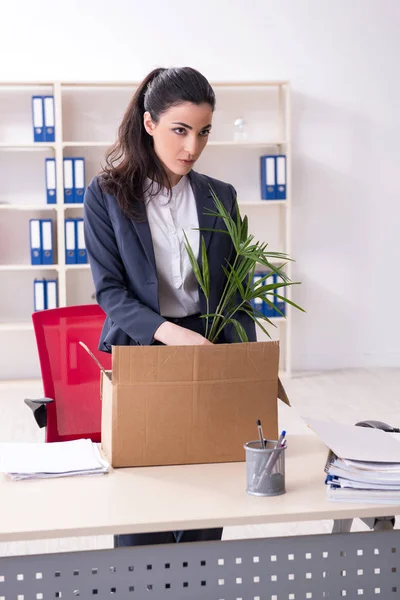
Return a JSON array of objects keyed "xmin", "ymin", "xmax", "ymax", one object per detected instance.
[{"xmin": 24, "ymin": 397, "xmax": 54, "ymax": 428}]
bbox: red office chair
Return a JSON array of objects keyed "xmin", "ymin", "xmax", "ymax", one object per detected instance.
[{"xmin": 25, "ymin": 305, "xmax": 111, "ymax": 443}]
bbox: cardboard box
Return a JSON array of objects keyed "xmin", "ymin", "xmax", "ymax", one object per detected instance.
[{"xmin": 99, "ymin": 341, "xmax": 290, "ymax": 468}]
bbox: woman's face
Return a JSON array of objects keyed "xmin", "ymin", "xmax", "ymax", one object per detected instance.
[{"xmin": 143, "ymin": 102, "xmax": 213, "ymax": 186}]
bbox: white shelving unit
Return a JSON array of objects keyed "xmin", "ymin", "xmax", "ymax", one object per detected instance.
[{"xmin": 0, "ymin": 80, "xmax": 291, "ymax": 379}]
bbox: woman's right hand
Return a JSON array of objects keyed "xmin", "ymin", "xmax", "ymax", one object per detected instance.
[{"xmin": 154, "ymin": 321, "xmax": 213, "ymax": 346}]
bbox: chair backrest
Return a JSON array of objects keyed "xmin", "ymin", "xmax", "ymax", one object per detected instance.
[{"xmin": 32, "ymin": 305, "xmax": 111, "ymax": 443}]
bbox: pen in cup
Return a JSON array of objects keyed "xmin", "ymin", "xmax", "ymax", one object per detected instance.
[
  {"xmin": 256, "ymin": 419, "xmax": 266, "ymax": 449},
  {"xmin": 263, "ymin": 429, "xmax": 286, "ymax": 478},
  {"xmin": 252, "ymin": 419, "xmax": 268, "ymax": 485}
]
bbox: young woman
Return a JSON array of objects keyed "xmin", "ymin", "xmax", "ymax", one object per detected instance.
[{"xmin": 84, "ymin": 66, "xmax": 256, "ymax": 546}]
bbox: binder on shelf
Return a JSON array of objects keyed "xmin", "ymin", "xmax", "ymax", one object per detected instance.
[
  {"xmin": 43, "ymin": 96, "xmax": 55, "ymax": 142},
  {"xmin": 276, "ymin": 155, "xmax": 287, "ymax": 200},
  {"xmin": 45, "ymin": 158, "xmax": 57, "ymax": 204},
  {"xmin": 63, "ymin": 158, "xmax": 74, "ymax": 204},
  {"xmin": 65, "ymin": 219, "xmax": 77, "ymax": 264},
  {"xmin": 76, "ymin": 219, "xmax": 87, "ymax": 263},
  {"xmin": 40, "ymin": 219, "xmax": 53, "ymax": 265},
  {"xmin": 73, "ymin": 158, "xmax": 85, "ymax": 203},
  {"xmin": 251, "ymin": 273, "xmax": 264, "ymax": 316},
  {"xmin": 33, "ymin": 279, "xmax": 46, "ymax": 312},
  {"xmin": 274, "ymin": 273, "xmax": 286, "ymax": 316},
  {"xmin": 32, "ymin": 96, "xmax": 45, "ymax": 143},
  {"xmin": 29, "ymin": 219, "xmax": 42, "ymax": 265},
  {"xmin": 260, "ymin": 155, "xmax": 276, "ymax": 200},
  {"xmin": 264, "ymin": 273, "xmax": 277, "ymax": 318},
  {"xmin": 46, "ymin": 279, "xmax": 58, "ymax": 309}
]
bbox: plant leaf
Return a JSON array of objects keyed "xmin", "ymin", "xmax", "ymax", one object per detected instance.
[
  {"xmin": 225, "ymin": 318, "xmax": 249, "ymax": 343},
  {"xmin": 183, "ymin": 230, "xmax": 206, "ymax": 296},
  {"xmin": 222, "ymin": 264, "xmax": 245, "ymax": 299},
  {"xmin": 241, "ymin": 214, "xmax": 248, "ymax": 243},
  {"xmin": 274, "ymin": 293, "xmax": 307, "ymax": 313},
  {"xmin": 193, "ymin": 227, "xmax": 230, "ymax": 235},
  {"xmin": 201, "ymin": 236, "xmax": 210, "ymax": 297},
  {"xmin": 183, "ymin": 185, "xmax": 305, "ymax": 343}
]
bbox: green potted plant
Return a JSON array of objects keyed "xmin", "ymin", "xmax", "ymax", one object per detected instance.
[{"xmin": 184, "ymin": 187, "xmax": 304, "ymax": 343}]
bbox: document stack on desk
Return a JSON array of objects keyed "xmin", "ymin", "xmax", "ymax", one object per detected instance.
[
  {"xmin": 324, "ymin": 453, "xmax": 400, "ymax": 504},
  {"xmin": 0, "ymin": 439, "xmax": 109, "ymax": 481},
  {"xmin": 303, "ymin": 416, "xmax": 400, "ymax": 504}
]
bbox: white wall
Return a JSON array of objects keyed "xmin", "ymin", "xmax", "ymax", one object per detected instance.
[{"xmin": 1, "ymin": 0, "xmax": 399, "ymax": 372}]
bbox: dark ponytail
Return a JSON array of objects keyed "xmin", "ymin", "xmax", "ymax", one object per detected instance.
[{"xmin": 100, "ymin": 67, "xmax": 216, "ymax": 220}]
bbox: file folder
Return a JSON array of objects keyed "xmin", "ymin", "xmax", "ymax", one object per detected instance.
[
  {"xmin": 251, "ymin": 274, "xmax": 264, "ymax": 315},
  {"xmin": 29, "ymin": 219, "xmax": 42, "ymax": 265},
  {"xmin": 32, "ymin": 96, "xmax": 45, "ymax": 143},
  {"xmin": 73, "ymin": 158, "xmax": 85, "ymax": 203},
  {"xmin": 76, "ymin": 219, "xmax": 87, "ymax": 263},
  {"xmin": 65, "ymin": 219, "xmax": 77, "ymax": 264},
  {"xmin": 45, "ymin": 158, "xmax": 56, "ymax": 204},
  {"xmin": 260, "ymin": 155, "xmax": 276, "ymax": 200},
  {"xmin": 275, "ymin": 273, "xmax": 286, "ymax": 316},
  {"xmin": 63, "ymin": 158, "xmax": 74, "ymax": 204},
  {"xmin": 264, "ymin": 273, "xmax": 277, "ymax": 318},
  {"xmin": 43, "ymin": 96, "xmax": 55, "ymax": 142},
  {"xmin": 40, "ymin": 219, "xmax": 53, "ymax": 265},
  {"xmin": 34, "ymin": 279, "xmax": 46, "ymax": 312},
  {"xmin": 276, "ymin": 155, "xmax": 287, "ymax": 200},
  {"xmin": 46, "ymin": 279, "xmax": 58, "ymax": 309}
]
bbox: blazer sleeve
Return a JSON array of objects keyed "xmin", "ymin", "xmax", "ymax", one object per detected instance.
[
  {"xmin": 83, "ymin": 180, "xmax": 166, "ymax": 346},
  {"xmin": 224, "ymin": 184, "xmax": 257, "ymax": 343}
]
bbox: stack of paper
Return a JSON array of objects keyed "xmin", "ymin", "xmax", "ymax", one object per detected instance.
[
  {"xmin": 325, "ymin": 454, "xmax": 400, "ymax": 503},
  {"xmin": 303, "ymin": 416, "xmax": 400, "ymax": 504},
  {"xmin": 0, "ymin": 439, "xmax": 109, "ymax": 480}
]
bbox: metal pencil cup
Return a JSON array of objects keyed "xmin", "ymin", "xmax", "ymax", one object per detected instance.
[{"xmin": 244, "ymin": 440, "xmax": 286, "ymax": 497}]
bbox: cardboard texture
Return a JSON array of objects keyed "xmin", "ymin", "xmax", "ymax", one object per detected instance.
[{"xmin": 100, "ymin": 341, "xmax": 290, "ymax": 468}]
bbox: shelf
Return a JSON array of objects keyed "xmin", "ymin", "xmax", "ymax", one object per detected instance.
[
  {"xmin": 270, "ymin": 317, "xmax": 287, "ymax": 323},
  {"xmin": 0, "ymin": 265, "xmax": 59, "ymax": 272},
  {"xmin": 58, "ymin": 80, "xmax": 288, "ymax": 88},
  {"xmin": 0, "ymin": 321, "xmax": 33, "ymax": 332},
  {"xmin": 63, "ymin": 141, "xmax": 113, "ymax": 148},
  {"xmin": 0, "ymin": 204, "xmax": 57, "ymax": 211},
  {"xmin": 0, "ymin": 82, "xmax": 54, "ymax": 88},
  {"xmin": 65, "ymin": 264, "xmax": 90, "ymax": 270},
  {"xmin": 239, "ymin": 200, "xmax": 287, "ymax": 207},
  {"xmin": 0, "ymin": 201, "xmax": 286, "ymax": 211},
  {"xmin": 0, "ymin": 143, "xmax": 56, "ymax": 151},
  {"xmin": 0, "ymin": 78, "xmax": 291, "ymax": 377},
  {"xmin": 257, "ymin": 316, "xmax": 287, "ymax": 326},
  {"xmin": 208, "ymin": 140, "xmax": 286, "ymax": 147},
  {"xmin": 62, "ymin": 140, "xmax": 286, "ymax": 148}
]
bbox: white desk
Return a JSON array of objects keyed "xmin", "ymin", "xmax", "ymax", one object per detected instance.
[{"xmin": 1, "ymin": 434, "xmax": 400, "ymax": 599}]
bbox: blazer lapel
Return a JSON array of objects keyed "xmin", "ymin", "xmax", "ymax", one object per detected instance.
[
  {"xmin": 188, "ymin": 170, "xmax": 217, "ymax": 261},
  {"xmin": 130, "ymin": 202, "xmax": 157, "ymax": 277}
]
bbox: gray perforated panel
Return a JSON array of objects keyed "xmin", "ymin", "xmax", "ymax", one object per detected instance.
[{"xmin": 1, "ymin": 530, "xmax": 400, "ymax": 599}]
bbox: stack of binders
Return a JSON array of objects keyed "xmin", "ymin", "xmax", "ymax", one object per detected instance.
[
  {"xmin": 250, "ymin": 272, "xmax": 286, "ymax": 318},
  {"xmin": 65, "ymin": 218, "xmax": 87, "ymax": 264},
  {"xmin": 32, "ymin": 96, "xmax": 55, "ymax": 142},
  {"xmin": 304, "ymin": 416, "xmax": 400, "ymax": 505},
  {"xmin": 325, "ymin": 451, "xmax": 400, "ymax": 504},
  {"xmin": 33, "ymin": 279, "xmax": 58, "ymax": 311},
  {"xmin": 29, "ymin": 219, "xmax": 54, "ymax": 265},
  {"xmin": 63, "ymin": 158, "xmax": 86, "ymax": 203},
  {"xmin": 260, "ymin": 155, "xmax": 286, "ymax": 200}
]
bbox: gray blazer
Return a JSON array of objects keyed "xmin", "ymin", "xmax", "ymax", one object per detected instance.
[{"xmin": 83, "ymin": 169, "xmax": 256, "ymax": 352}]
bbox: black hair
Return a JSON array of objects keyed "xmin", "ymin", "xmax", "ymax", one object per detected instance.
[{"xmin": 100, "ymin": 67, "xmax": 216, "ymax": 220}]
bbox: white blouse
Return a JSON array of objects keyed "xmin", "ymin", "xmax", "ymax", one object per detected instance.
[{"xmin": 144, "ymin": 175, "xmax": 200, "ymax": 318}]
